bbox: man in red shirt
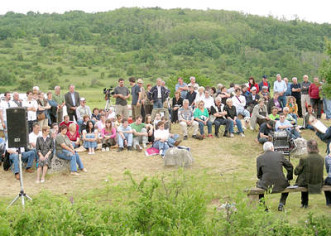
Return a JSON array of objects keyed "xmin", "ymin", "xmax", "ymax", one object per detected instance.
[{"xmin": 308, "ymin": 77, "xmax": 322, "ymax": 119}]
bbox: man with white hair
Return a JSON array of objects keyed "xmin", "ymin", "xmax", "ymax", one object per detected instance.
[
  {"xmin": 148, "ymin": 78, "xmax": 169, "ymax": 109},
  {"xmin": 291, "ymin": 77, "xmax": 302, "ymax": 117},
  {"xmin": 273, "ymin": 74, "xmax": 287, "ymax": 108},
  {"xmin": 188, "ymin": 76, "xmax": 199, "ymax": 91},
  {"xmin": 256, "ymin": 142, "xmax": 293, "ymax": 211},
  {"xmin": 178, "ymin": 99, "xmax": 199, "ymax": 140}
]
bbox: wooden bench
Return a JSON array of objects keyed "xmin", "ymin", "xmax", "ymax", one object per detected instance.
[{"xmin": 245, "ymin": 185, "xmax": 331, "ymax": 201}]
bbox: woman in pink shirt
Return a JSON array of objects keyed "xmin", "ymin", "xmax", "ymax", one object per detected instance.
[{"xmin": 101, "ymin": 119, "xmax": 116, "ymax": 151}]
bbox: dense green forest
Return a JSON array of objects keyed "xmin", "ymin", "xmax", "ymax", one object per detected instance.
[{"xmin": 0, "ymin": 8, "xmax": 330, "ymax": 93}]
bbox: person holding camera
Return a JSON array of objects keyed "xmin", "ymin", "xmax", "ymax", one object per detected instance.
[{"xmin": 113, "ymin": 78, "xmax": 130, "ymax": 120}]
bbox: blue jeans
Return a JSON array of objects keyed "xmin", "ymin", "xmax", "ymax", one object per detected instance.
[
  {"xmin": 168, "ymin": 134, "xmax": 179, "ymax": 147},
  {"xmin": 153, "ymin": 140, "xmax": 169, "ymax": 155},
  {"xmin": 153, "ymin": 99, "xmax": 163, "ymax": 109},
  {"xmin": 56, "ymin": 149, "xmax": 84, "ymax": 172},
  {"xmin": 324, "ymin": 99, "xmax": 331, "ymax": 119},
  {"xmin": 279, "ymin": 95, "xmax": 286, "ymax": 108},
  {"xmin": 229, "ymin": 119, "xmax": 243, "ymax": 134},
  {"xmin": 10, "ymin": 150, "xmax": 36, "ymax": 174},
  {"xmin": 118, "ymin": 133, "xmax": 133, "ymax": 148},
  {"xmin": 197, "ymin": 120, "xmax": 212, "ymax": 135},
  {"xmin": 290, "ymin": 114, "xmax": 298, "ymax": 122}
]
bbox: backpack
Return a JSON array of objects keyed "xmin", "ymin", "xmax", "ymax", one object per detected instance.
[{"xmin": 3, "ymin": 151, "xmax": 11, "ymax": 171}]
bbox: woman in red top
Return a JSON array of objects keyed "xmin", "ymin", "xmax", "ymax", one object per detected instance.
[
  {"xmin": 308, "ymin": 77, "xmax": 322, "ymax": 118},
  {"xmin": 66, "ymin": 123, "xmax": 80, "ymax": 148},
  {"xmin": 248, "ymin": 77, "xmax": 259, "ymax": 93}
]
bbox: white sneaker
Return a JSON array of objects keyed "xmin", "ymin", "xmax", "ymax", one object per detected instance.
[
  {"xmin": 142, "ymin": 143, "xmax": 147, "ymax": 149},
  {"xmin": 102, "ymin": 148, "xmax": 106, "ymax": 152},
  {"xmin": 250, "ymin": 126, "xmax": 254, "ymax": 131},
  {"xmin": 240, "ymin": 133, "xmax": 245, "ymax": 137},
  {"xmin": 106, "ymin": 147, "xmax": 110, "ymax": 151},
  {"xmin": 88, "ymin": 152, "xmax": 92, "ymax": 155},
  {"xmin": 159, "ymin": 150, "xmax": 163, "ymax": 156},
  {"xmin": 230, "ymin": 133, "xmax": 234, "ymax": 138}
]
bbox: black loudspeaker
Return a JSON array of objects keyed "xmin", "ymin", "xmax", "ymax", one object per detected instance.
[{"xmin": 6, "ymin": 107, "xmax": 29, "ymax": 148}]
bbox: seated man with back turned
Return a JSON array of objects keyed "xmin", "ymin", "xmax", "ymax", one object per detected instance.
[
  {"xmin": 256, "ymin": 142, "xmax": 293, "ymax": 211},
  {"xmin": 294, "ymin": 140, "xmax": 324, "ymax": 208}
]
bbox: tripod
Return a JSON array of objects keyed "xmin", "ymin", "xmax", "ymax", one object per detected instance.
[{"xmin": 7, "ymin": 148, "xmax": 32, "ymax": 209}]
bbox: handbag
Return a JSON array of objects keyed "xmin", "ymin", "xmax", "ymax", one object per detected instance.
[{"xmin": 37, "ymin": 112, "xmax": 45, "ymax": 121}]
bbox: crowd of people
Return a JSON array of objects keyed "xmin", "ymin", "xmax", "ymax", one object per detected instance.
[{"xmin": 0, "ymin": 74, "xmax": 330, "ymax": 208}]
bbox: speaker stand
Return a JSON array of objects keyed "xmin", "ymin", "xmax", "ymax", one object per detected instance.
[{"xmin": 7, "ymin": 148, "xmax": 32, "ymax": 209}]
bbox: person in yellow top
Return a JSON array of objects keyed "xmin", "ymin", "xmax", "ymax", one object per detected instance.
[{"xmin": 286, "ymin": 96, "xmax": 298, "ymax": 121}]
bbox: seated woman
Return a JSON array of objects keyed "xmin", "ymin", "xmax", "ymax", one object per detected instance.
[
  {"xmin": 193, "ymin": 100, "xmax": 213, "ymax": 138},
  {"xmin": 303, "ymin": 105, "xmax": 316, "ymax": 130},
  {"xmin": 286, "ymin": 96, "xmax": 298, "ymax": 121},
  {"xmin": 66, "ymin": 123, "xmax": 80, "ymax": 148},
  {"xmin": 171, "ymin": 91, "xmax": 183, "ymax": 123},
  {"xmin": 82, "ymin": 120, "xmax": 98, "ymax": 155},
  {"xmin": 80, "ymin": 115, "xmax": 90, "ymax": 133},
  {"xmin": 268, "ymin": 106, "xmax": 280, "ymax": 120},
  {"xmin": 101, "ymin": 119, "xmax": 116, "ymax": 151},
  {"xmin": 91, "ymin": 108, "xmax": 100, "ymax": 121},
  {"xmin": 145, "ymin": 114, "xmax": 154, "ymax": 144},
  {"xmin": 153, "ymin": 121, "xmax": 170, "ymax": 157},
  {"xmin": 55, "ymin": 125, "xmax": 86, "ymax": 175},
  {"xmin": 232, "ymin": 88, "xmax": 250, "ymax": 127},
  {"xmin": 36, "ymin": 126, "xmax": 54, "ymax": 183},
  {"xmin": 115, "ymin": 114, "xmax": 122, "ymax": 130},
  {"xmin": 224, "ymin": 98, "xmax": 245, "ymax": 137}
]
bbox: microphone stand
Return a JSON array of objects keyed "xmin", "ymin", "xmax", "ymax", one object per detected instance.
[{"xmin": 7, "ymin": 148, "xmax": 32, "ymax": 209}]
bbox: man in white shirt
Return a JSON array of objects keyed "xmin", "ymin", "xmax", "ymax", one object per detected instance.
[
  {"xmin": 22, "ymin": 90, "xmax": 38, "ymax": 132},
  {"xmin": 203, "ymin": 90, "xmax": 215, "ymax": 112},
  {"xmin": 273, "ymin": 74, "xmax": 287, "ymax": 108},
  {"xmin": 76, "ymin": 97, "xmax": 92, "ymax": 132},
  {"xmin": 275, "ymin": 113, "xmax": 301, "ymax": 139},
  {"xmin": 0, "ymin": 92, "xmax": 17, "ymax": 139}
]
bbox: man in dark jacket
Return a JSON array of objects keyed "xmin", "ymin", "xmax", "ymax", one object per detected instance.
[
  {"xmin": 148, "ymin": 78, "xmax": 169, "ymax": 109},
  {"xmin": 294, "ymin": 140, "xmax": 324, "ymax": 208},
  {"xmin": 256, "ymin": 142, "xmax": 293, "ymax": 211},
  {"xmin": 64, "ymin": 84, "xmax": 80, "ymax": 121}
]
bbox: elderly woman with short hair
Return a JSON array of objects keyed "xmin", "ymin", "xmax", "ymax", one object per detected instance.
[
  {"xmin": 67, "ymin": 123, "xmax": 81, "ymax": 148},
  {"xmin": 225, "ymin": 98, "xmax": 245, "ymax": 137},
  {"xmin": 193, "ymin": 100, "xmax": 213, "ymax": 138},
  {"xmin": 55, "ymin": 125, "xmax": 86, "ymax": 175}
]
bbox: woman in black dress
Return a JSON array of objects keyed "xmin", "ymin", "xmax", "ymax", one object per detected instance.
[
  {"xmin": 171, "ymin": 91, "xmax": 183, "ymax": 123},
  {"xmin": 36, "ymin": 126, "xmax": 54, "ymax": 183}
]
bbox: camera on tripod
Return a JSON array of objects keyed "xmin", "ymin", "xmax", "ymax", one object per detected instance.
[{"xmin": 103, "ymin": 86, "xmax": 115, "ymax": 101}]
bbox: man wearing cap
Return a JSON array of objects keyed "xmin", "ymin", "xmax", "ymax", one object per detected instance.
[
  {"xmin": 65, "ymin": 84, "xmax": 80, "ymax": 121},
  {"xmin": 175, "ymin": 77, "xmax": 188, "ymax": 99},
  {"xmin": 76, "ymin": 97, "xmax": 92, "ymax": 132},
  {"xmin": 113, "ymin": 78, "xmax": 130, "ymax": 120},
  {"xmin": 129, "ymin": 77, "xmax": 142, "ymax": 121},
  {"xmin": 185, "ymin": 84, "xmax": 197, "ymax": 107},
  {"xmin": 259, "ymin": 75, "xmax": 271, "ymax": 92},
  {"xmin": 246, "ymin": 87, "xmax": 260, "ymax": 113}
]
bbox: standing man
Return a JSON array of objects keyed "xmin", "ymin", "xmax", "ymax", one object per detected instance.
[
  {"xmin": 309, "ymin": 77, "xmax": 322, "ymax": 119},
  {"xmin": 301, "ymin": 75, "xmax": 311, "ymax": 116},
  {"xmin": 0, "ymin": 92, "xmax": 17, "ymax": 139},
  {"xmin": 129, "ymin": 77, "xmax": 142, "ymax": 121},
  {"xmin": 188, "ymin": 76, "xmax": 199, "ymax": 91},
  {"xmin": 291, "ymin": 77, "xmax": 302, "ymax": 117},
  {"xmin": 64, "ymin": 84, "xmax": 80, "ymax": 121},
  {"xmin": 273, "ymin": 74, "xmax": 287, "ymax": 108},
  {"xmin": 294, "ymin": 140, "xmax": 324, "ymax": 208},
  {"xmin": 23, "ymin": 91, "xmax": 38, "ymax": 133},
  {"xmin": 175, "ymin": 77, "xmax": 188, "ymax": 99},
  {"xmin": 53, "ymin": 85, "xmax": 65, "ymax": 123},
  {"xmin": 113, "ymin": 78, "xmax": 130, "ymax": 120},
  {"xmin": 284, "ymin": 77, "xmax": 292, "ymax": 102},
  {"xmin": 12, "ymin": 92, "xmax": 22, "ymax": 107},
  {"xmin": 148, "ymin": 78, "xmax": 169, "ymax": 109},
  {"xmin": 256, "ymin": 142, "xmax": 293, "ymax": 211}
]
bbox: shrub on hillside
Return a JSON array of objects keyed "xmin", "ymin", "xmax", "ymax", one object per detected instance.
[{"xmin": 0, "ymin": 68, "xmax": 16, "ymax": 86}]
